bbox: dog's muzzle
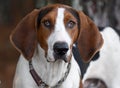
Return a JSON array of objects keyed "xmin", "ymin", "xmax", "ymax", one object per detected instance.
[{"xmin": 53, "ymin": 42, "xmax": 69, "ymax": 62}]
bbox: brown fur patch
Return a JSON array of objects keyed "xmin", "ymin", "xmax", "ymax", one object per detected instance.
[
  {"xmin": 10, "ymin": 9, "xmax": 39, "ymax": 60},
  {"xmin": 64, "ymin": 10, "xmax": 79, "ymax": 44},
  {"xmin": 37, "ymin": 8, "xmax": 57, "ymax": 55},
  {"xmin": 79, "ymin": 79, "xmax": 83, "ymax": 88},
  {"xmin": 77, "ymin": 11, "xmax": 103, "ymax": 62}
]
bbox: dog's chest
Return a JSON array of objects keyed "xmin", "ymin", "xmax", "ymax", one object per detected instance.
[{"xmin": 31, "ymin": 53, "xmax": 80, "ymax": 88}]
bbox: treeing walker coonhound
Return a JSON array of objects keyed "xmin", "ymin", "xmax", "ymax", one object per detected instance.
[
  {"xmin": 82, "ymin": 27, "xmax": 120, "ymax": 88},
  {"xmin": 10, "ymin": 4, "xmax": 103, "ymax": 88}
]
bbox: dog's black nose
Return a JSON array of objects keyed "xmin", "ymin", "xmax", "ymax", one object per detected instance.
[{"xmin": 53, "ymin": 42, "xmax": 69, "ymax": 56}]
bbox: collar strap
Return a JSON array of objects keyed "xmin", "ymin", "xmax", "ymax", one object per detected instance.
[{"xmin": 29, "ymin": 60, "xmax": 71, "ymax": 88}]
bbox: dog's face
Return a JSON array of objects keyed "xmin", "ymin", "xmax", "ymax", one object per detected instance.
[
  {"xmin": 37, "ymin": 7, "xmax": 79, "ymax": 62},
  {"xmin": 10, "ymin": 4, "xmax": 103, "ymax": 63}
]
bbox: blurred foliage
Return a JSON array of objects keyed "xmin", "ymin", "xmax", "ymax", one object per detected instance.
[
  {"xmin": 80, "ymin": 0, "xmax": 119, "ymax": 29},
  {"xmin": 0, "ymin": 0, "xmax": 119, "ymax": 29},
  {"xmin": 0, "ymin": 0, "xmax": 35, "ymax": 26},
  {"xmin": 35, "ymin": 0, "xmax": 72, "ymax": 8}
]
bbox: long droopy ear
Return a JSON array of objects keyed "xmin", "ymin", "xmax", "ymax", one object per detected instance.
[
  {"xmin": 10, "ymin": 9, "xmax": 40, "ymax": 60},
  {"xmin": 77, "ymin": 11, "xmax": 103, "ymax": 62}
]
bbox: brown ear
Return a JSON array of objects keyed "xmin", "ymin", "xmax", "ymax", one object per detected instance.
[
  {"xmin": 77, "ymin": 11, "xmax": 103, "ymax": 62},
  {"xmin": 10, "ymin": 9, "xmax": 39, "ymax": 60}
]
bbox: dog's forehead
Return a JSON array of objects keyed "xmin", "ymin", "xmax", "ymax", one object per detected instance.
[
  {"xmin": 37, "ymin": 5, "xmax": 79, "ymax": 28},
  {"xmin": 38, "ymin": 6, "xmax": 73, "ymax": 17}
]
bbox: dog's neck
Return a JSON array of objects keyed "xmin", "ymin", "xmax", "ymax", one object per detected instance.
[{"xmin": 32, "ymin": 44, "xmax": 71, "ymax": 87}]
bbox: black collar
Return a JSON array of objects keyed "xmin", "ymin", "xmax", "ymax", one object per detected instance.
[{"xmin": 29, "ymin": 60, "xmax": 71, "ymax": 88}]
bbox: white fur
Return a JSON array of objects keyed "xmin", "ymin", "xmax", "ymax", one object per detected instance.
[
  {"xmin": 47, "ymin": 8, "xmax": 72, "ymax": 62},
  {"xmin": 83, "ymin": 27, "xmax": 120, "ymax": 88},
  {"xmin": 13, "ymin": 44, "xmax": 80, "ymax": 88},
  {"xmin": 13, "ymin": 8, "xmax": 80, "ymax": 88}
]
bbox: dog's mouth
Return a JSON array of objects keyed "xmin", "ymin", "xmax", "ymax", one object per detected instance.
[
  {"xmin": 47, "ymin": 54, "xmax": 69, "ymax": 62},
  {"xmin": 53, "ymin": 53, "xmax": 68, "ymax": 62},
  {"xmin": 47, "ymin": 50, "xmax": 72, "ymax": 63}
]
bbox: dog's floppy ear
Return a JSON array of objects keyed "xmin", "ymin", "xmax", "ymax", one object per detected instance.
[
  {"xmin": 77, "ymin": 11, "xmax": 103, "ymax": 62},
  {"xmin": 10, "ymin": 9, "xmax": 39, "ymax": 60}
]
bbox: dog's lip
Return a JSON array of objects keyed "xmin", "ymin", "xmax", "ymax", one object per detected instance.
[
  {"xmin": 54, "ymin": 54, "xmax": 68, "ymax": 62},
  {"xmin": 47, "ymin": 57, "xmax": 68, "ymax": 63},
  {"xmin": 47, "ymin": 57, "xmax": 55, "ymax": 62}
]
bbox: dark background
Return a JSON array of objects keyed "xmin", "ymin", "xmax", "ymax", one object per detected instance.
[{"xmin": 0, "ymin": 0, "xmax": 120, "ymax": 88}]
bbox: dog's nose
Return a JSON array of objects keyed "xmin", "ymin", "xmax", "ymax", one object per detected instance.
[
  {"xmin": 83, "ymin": 78, "xmax": 107, "ymax": 88},
  {"xmin": 53, "ymin": 42, "xmax": 69, "ymax": 56}
]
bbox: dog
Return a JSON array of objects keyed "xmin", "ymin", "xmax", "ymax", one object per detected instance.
[
  {"xmin": 82, "ymin": 27, "xmax": 120, "ymax": 88},
  {"xmin": 10, "ymin": 4, "xmax": 103, "ymax": 88}
]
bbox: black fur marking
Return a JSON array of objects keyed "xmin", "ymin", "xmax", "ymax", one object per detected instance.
[
  {"xmin": 72, "ymin": 44, "xmax": 89, "ymax": 78},
  {"xmin": 98, "ymin": 26, "xmax": 105, "ymax": 31},
  {"xmin": 91, "ymin": 51, "xmax": 100, "ymax": 61},
  {"xmin": 37, "ymin": 7, "xmax": 53, "ymax": 29},
  {"xmin": 73, "ymin": 44, "xmax": 100, "ymax": 78}
]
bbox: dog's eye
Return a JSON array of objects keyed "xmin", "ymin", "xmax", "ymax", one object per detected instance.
[
  {"xmin": 43, "ymin": 20, "xmax": 51, "ymax": 28},
  {"xmin": 67, "ymin": 20, "xmax": 76, "ymax": 29}
]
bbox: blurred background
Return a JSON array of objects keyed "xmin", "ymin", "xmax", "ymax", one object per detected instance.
[{"xmin": 0, "ymin": 0, "xmax": 120, "ymax": 88}]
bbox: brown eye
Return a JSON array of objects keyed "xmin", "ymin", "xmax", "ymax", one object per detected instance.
[
  {"xmin": 43, "ymin": 20, "xmax": 51, "ymax": 28},
  {"xmin": 67, "ymin": 20, "xmax": 76, "ymax": 29}
]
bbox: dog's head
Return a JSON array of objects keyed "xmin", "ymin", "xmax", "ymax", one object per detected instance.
[{"xmin": 10, "ymin": 4, "xmax": 103, "ymax": 62}]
